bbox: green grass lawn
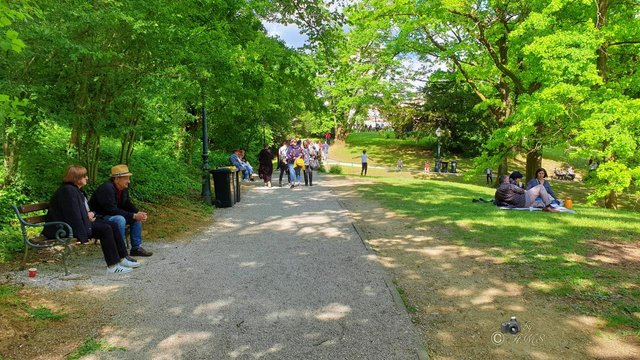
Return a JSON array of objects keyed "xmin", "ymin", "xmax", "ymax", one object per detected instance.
[
  {"xmin": 356, "ymin": 177, "xmax": 640, "ymax": 337},
  {"xmin": 331, "ymin": 132, "xmax": 640, "ymax": 338}
]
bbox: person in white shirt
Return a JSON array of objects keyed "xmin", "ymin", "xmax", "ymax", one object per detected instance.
[
  {"xmin": 353, "ymin": 150, "xmax": 372, "ymax": 176},
  {"xmin": 277, "ymin": 140, "xmax": 289, "ymax": 187}
]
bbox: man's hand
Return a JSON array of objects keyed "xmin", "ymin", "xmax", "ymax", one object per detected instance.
[
  {"xmin": 88, "ymin": 211, "xmax": 96, "ymax": 222},
  {"xmin": 134, "ymin": 212, "xmax": 148, "ymax": 222}
]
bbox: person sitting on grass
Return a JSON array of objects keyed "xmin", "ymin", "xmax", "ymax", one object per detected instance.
[
  {"xmin": 495, "ymin": 175, "xmax": 557, "ymax": 211},
  {"xmin": 44, "ymin": 165, "xmax": 139, "ymax": 274},
  {"xmin": 509, "ymin": 171, "xmax": 525, "ymax": 188},
  {"xmin": 526, "ymin": 168, "xmax": 559, "ymax": 205}
]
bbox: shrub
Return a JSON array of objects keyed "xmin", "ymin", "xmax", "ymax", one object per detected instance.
[{"xmin": 328, "ymin": 165, "xmax": 343, "ymax": 174}]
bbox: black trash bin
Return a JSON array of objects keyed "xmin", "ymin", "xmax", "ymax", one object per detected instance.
[
  {"xmin": 211, "ymin": 168, "xmax": 233, "ymax": 208},
  {"xmin": 450, "ymin": 160, "xmax": 458, "ymax": 173},
  {"xmin": 232, "ymin": 168, "xmax": 241, "ymax": 203},
  {"xmin": 440, "ymin": 161, "xmax": 449, "ymax": 173}
]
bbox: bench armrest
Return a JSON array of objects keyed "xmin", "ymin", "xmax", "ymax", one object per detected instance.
[{"xmin": 11, "ymin": 205, "xmax": 74, "ymax": 248}]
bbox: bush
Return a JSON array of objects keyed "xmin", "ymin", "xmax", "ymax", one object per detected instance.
[{"xmin": 328, "ymin": 165, "xmax": 343, "ymax": 174}]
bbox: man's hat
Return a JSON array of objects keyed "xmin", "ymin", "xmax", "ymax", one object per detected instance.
[{"xmin": 110, "ymin": 164, "xmax": 133, "ymax": 177}]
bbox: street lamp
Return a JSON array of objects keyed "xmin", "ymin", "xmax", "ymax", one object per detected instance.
[
  {"xmin": 201, "ymin": 80, "xmax": 212, "ymax": 204},
  {"xmin": 435, "ymin": 127, "xmax": 442, "ymax": 172}
]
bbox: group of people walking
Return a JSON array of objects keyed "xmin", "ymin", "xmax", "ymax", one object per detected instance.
[
  {"xmin": 229, "ymin": 138, "xmax": 328, "ymax": 189},
  {"xmin": 277, "ymin": 138, "xmax": 325, "ymax": 188}
]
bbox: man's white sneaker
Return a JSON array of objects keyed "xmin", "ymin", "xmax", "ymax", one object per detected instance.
[
  {"xmin": 107, "ymin": 264, "xmax": 133, "ymax": 274},
  {"xmin": 121, "ymin": 257, "xmax": 141, "ymax": 268}
]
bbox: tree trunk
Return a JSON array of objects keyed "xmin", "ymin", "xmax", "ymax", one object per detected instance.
[
  {"xmin": 526, "ymin": 146, "xmax": 542, "ymax": 181},
  {"xmin": 604, "ymin": 190, "xmax": 617, "ymax": 209},
  {"xmin": 1, "ymin": 127, "xmax": 17, "ymax": 186},
  {"xmin": 119, "ymin": 129, "xmax": 136, "ymax": 165}
]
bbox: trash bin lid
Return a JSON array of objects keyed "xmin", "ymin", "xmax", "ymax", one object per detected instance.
[{"xmin": 211, "ymin": 167, "xmax": 231, "ymax": 174}]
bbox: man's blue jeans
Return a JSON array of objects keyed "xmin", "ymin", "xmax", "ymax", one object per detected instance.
[{"xmin": 103, "ymin": 215, "xmax": 143, "ymax": 250}]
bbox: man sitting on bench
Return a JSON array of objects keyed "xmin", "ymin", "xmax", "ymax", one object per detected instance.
[{"xmin": 89, "ymin": 164, "xmax": 153, "ymax": 257}]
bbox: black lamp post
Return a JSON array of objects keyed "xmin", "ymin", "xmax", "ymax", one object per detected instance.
[
  {"xmin": 435, "ymin": 126, "xmax": 442, "ymax": 172},
  {"xmin": 201, "ymin": 81, "xmax": 212, "ymax": 204}
]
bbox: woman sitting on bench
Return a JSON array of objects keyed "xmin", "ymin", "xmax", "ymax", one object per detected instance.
[{"xmin": 42, "ymin": 165, "xmax": 140, "ymax": 274}]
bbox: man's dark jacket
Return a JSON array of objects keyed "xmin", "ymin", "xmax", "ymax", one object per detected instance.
[
  {"xmin": 494, "ymin": 182, "xmax": 526, "ymax": 207},
  {"xmin": 89, "ymin": 181, "xmax": 138, "ymax": 223},
  {"xmin": 43, "ymin": 183, "xmax": 92, "ymax": 243}
]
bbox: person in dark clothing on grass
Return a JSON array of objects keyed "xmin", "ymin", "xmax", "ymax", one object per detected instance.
[{"xmin": 495, "ymin": 175, "xmax": 557, "ymax": 211}]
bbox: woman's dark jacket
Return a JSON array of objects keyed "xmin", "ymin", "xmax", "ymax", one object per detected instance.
[{"xmin": 42, "ymin": 183, "xmax": 91, "ymax": 243}]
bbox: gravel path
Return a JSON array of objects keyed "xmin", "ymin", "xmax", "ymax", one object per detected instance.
[{"xmin": 15, "ymin": 175, "xmax": 427, "ymax": 359}]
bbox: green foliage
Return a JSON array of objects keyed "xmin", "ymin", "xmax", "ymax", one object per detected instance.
[
  {"xmin": 67, "ymin": 337, "xmax": 125, "ymax": 360},
  {"xmin": 328, "ymin": 165, "xmax": 343, "ymax": 174}
]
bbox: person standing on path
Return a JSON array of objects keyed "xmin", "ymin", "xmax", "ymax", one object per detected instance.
[
  {"xmin": 486, "ymin": 168, "xmax": 493, "ymax": 184},
  {"xmin": 286, "ymin": 138, "xmax": 303, "ymax": 188},
  {"xmin": 354, "ymin": 150, "xmax": 371, "ymax": 176},
  {"xmin": 302, "ymin": 140, "xmax": 315, "ymax": 186},
  {"xmin": 277, "ymin": 140, "xmax": 289, "ymax": 187},
  {"xmin": 258, "ymin": 144, "xmax": 273, "ymax": 187}
]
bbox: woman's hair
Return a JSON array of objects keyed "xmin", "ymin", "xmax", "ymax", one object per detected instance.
[
  {"xmin": 535, "ymin": 168, "xmax": 548, "ymax": 178},
  {"xmin": 509, "ymin": 171, "xmax": 524, "ymax": 180},
  {"xmin": 62, "ymin": 165, "xmax": 87, "ymax": 184}
]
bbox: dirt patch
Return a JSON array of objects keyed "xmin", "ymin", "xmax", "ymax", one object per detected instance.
[
  {"xmin": 332, "ymin": 178, "xmax": 640, "ymax": 360},
  {"xmin": 0, "ymin": 284, "xmax": 111, "ymax": 360},
  {"xmin": 587, "ymin": 240, "xmax": 640, "ymax": 271}
]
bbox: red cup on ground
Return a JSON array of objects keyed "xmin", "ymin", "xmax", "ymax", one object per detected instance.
[{"xmin": 28, "ymin": 268, "xmax": 37, "ymax": 278}]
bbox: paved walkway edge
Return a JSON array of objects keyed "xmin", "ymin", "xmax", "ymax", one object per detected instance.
[{"xmin": 337, "ymin": 199, "xmax": 430, "ymax": 360}]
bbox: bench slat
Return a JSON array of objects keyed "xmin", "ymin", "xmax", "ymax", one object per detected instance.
[
  {"xmin": 20, "ymin": 202, "xmax": 49, "ymax": 214},
  {"xmin": 25, "ymin": 215, "xmax": 47, "ymax": 224}
]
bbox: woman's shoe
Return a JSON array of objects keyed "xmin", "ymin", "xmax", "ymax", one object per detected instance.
[{"xmin": 107, "ymin": 264, "xmax": 133, "ymax": 274}]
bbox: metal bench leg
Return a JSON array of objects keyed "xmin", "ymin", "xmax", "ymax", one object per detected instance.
[
  {"xmin": 60, "ymin": 243, "xmax": 71, "ymax": 276},
  {"xmin": 23, "ymin": 245, "xmax": 29, "ymax": 262}
]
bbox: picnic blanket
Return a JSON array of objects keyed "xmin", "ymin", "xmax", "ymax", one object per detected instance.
[{"xmin": 499, "ymin": 204, "xmax": 576, "ymax": 214}]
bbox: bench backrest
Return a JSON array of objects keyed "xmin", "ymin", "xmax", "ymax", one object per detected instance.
[{"xmin": 15, "ymin": 202, "xmax": 49, "ymax": 224}]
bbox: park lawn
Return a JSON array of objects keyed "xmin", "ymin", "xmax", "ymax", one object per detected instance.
[{"xmin": 354, "ymin": 176, "xmax": 640, "ymax": 338}]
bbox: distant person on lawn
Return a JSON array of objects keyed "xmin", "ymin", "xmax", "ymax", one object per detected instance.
[
  {"xmin": 353, "ymin": 150, "xmax": 372, "ymax": 176},
  {"xmin": 495, "ymin": 175, "xmax": 555, "ymax": 210},
  {"xmin": 44, "ymin": 165, "xmax": 139, "ymax": 274},
  {"xmin": 89, "ymin": 164, "xmax": 153, "ymax": 257}
]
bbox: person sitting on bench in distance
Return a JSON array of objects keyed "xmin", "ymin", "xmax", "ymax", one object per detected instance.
[
  {"xmin": 495, "ymin": 175, "xmax": 554, "ymax": 209},
  {"xmin": 89, "ymin": 164, "xmax": 153, "ymax": 257},
  {"xmin": 229, "ymin": 149, "xmax": 248, "ymax": 180},
  {"xmin": 43, "ymin": 165, "xmax": 139, "ymax": 274}
]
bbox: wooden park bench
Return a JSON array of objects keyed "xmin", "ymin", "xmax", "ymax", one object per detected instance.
[{"xmin": 11, "ymin": 202, "xmax": 75, "ymax": 275}]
